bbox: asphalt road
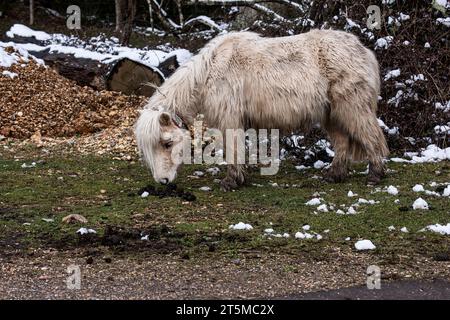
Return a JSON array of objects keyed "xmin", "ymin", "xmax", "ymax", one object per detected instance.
[{"xmin": 283, "ymin": 279, "xmax": 450, "ymax": 300}]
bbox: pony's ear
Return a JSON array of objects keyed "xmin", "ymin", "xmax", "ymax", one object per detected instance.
[{"xmin": 159, "ymin": 112, "xmax": 172, "ymax": 127}]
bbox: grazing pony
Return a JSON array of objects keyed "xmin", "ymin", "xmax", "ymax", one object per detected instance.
[{"xmin": 135, "ymin": 30, "xmax": 389, "ymax": 190}]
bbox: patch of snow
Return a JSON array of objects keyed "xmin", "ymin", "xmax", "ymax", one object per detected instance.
[
  {"xmin": 229, "ymin": 222, "xmax": 253, "ymax": 230},
  {"xmin": 436, "ymin": 17, "xmax": 450, "ymax": 27},
  {"xmin": 347, "ymin": 207, "xmax": 357, "ymax": 215},
  {"xmin": 21, "ymin": 162, "xmax": 36, "ymax": 168},
  {"xmin": 313, "ymin": 160, "xmax": 326, "ymax": 169},
  {"xmin": 387, "ymin": 89, "xmax": 404, "ymax": 107},
  {"xmin": 6, "ymin": 24, "xmax": 51, "ymax": 41},
  {"xmin": 443, "ymin": 186, "xmax": 450, "ymax": 197},
  {"xmin": 435, "ymin": 0, "xmax": 449, "ymax": 7},
  {"xmin": 403, "ymin": 144, "xmax": 450, "ymax": 163},
  {"xmin": 302, "ymin": 225, "xmax": 311, "ymax": 231},
  {"xmin": 358, "ymin": 198, "xmax": 377, "ymax": 205},
  {"xmin": 206, "ymin": 167, "xmax": 220, "ymax": 175},
  {"xmin": 347, "ymin": 190, "xmax": 357, "ymax": 197},
  {"xmin": 412, "ymin": 198, "xmax": 429, "ymax": 210},
  {"xmin": 1, "ymin": 70, "xmax": 18, "ymax": 78},
  {"xmin": 378, "ymin": 118, "xmax": 399, "ymax": 135},
  {"xmin": 317, "ymin": 204, "xmax": 329, "ymax": 212},
  {"xmin": 199, "ymin": 186, "xmax": 212, "ymax": 191},
  {"xmin": 76, "ymin": 228, "xmax": 97, "ymax": 235},
  {"xmin": 355, "ymin": 240, "xmax": 376, "ymax": 250},
  {"xmin": 425, "ymin": 190, "xmax": 441, "ymax": 197},
  {"xmin": 295, "ymin": 232, "xmax": 312, "ymax": 239},
  {"xmin": 315, "ymin": 139, "xmax": 335, "ymax": 157},
  {"xmin": 305, "ymin": 198, "xmax": 321, "ymax": 206},
  {"xmin": 434, "ymin": 125, "xmax": 450, "ymax": 135},
  {"xmin": 400, "ymin": 227, "xmax": 409, "ymax": 233},
  {"xmin": 384, "ymin": 69, "xmax": 400, "ymax": 81},
  {"xmin": 386, "ymin": 185, "xmax": 399, "ymax": 195},
  {"xmin": 399, "ymin": 13, "xmax": 410, "ymax": 21},
  {"xmin": 388, "ymin": 225, "xmax": 396, "ymax": 231},
  {"xmin": 294, "ymin": 231, "xmax": 321, "ymax": 240},
  {"xmin": 412, "ymin": 184, "xmax": 425, "ymax": 192},
  {"xmin": 422, "ymin": 223, "xmax": 450, "ymax": 235},
  {"xmin": 167, "ymin": 49, "xmax": 193, "ymax": 65},
  {"xmin": 0, "ymin": 42, "xmax": 45, "ymax": 67},
  {"xmin": 141, "ymin": 191, "xmax": 149, "ymax": 198},
  {"xmin": 345, "ymin": 18, "xmax": 360, "ymax": 30},
  {"xmin": 435, "ymin": 101, "xmax": 450, "ymax": 112},
  {"xmin": 375, "ymin": 36, "xmax": 393, "ymax": 50}
]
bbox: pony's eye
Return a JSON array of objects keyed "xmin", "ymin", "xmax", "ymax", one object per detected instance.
[{"xmin": 164, "ymin": 141, "xmax": 173, "ymax": 149}]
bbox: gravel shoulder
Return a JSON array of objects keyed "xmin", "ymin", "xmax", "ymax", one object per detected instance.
[{"xmin": 1, "ymin": 247, "xmax": 450, "ymax": 299}]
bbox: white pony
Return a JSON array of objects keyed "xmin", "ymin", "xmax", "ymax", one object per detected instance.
[{"xmin": 135, "ymin": 30, "xmax": 388, "ymax": 190}]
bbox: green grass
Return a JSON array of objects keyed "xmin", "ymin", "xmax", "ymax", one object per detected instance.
[{"xmin": 1, "ymin": 147, "xmax": 449, "ymax": 260}]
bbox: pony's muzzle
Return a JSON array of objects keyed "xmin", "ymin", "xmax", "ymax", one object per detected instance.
[{"xmin": 159, "ymin": 178, "xmax": 169, "ymax": 185}]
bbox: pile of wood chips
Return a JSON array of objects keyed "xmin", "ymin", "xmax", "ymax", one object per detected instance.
[{"xmin": 0, "ymin": 56, "xmax": 147, "ymax": 140}]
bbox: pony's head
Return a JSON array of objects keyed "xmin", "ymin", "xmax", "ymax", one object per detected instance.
[{"xmin": 135, "ymin": 108, "xmax": 188, "ymax": 184}]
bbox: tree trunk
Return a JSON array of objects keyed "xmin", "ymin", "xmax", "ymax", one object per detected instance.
[
  {"xmin": 120, "ymin": 0, "xmax": 137, "ymax": 46},
  {"xmin": 146, "ymin": 0, "xmax": 154, "ymax": 31},
  {"xmin": 29, "ymin": 0, "xmax": 35, "ymax": 25},
  {"xmin": 115, "ymin": 0, "xmax": 123, "ymax": 32}
]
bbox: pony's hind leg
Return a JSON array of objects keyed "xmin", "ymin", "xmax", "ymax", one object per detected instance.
[
  {"xmin": 323, "ymin": 123, "xmax": 350, "ymax": 183},
  {"xmin": 329, "ymin": 86, "xmax": 389, "ymax": 185}
]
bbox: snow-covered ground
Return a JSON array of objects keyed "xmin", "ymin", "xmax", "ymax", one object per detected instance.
[{"xmin": 1, "ymin": 24, "xmax": 192, "ymax": 73}]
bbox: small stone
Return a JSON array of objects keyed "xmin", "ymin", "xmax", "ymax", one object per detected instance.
[{"xmin": 62, "ymin": 214, "xmax": 88, "ymax": 224}]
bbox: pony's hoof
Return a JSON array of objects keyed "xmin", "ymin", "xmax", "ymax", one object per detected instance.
[
  {"xmin": 367, "ymin": 166, "xmax": 385, "ymax": 185},
  {"xmin": 323, "ymin": 168, "xmax": 347, "ymax": 183},
  {"xmin": 220, "ymin": 177, "xmax": 238, "ymax": 192},
  {"xmin": 367, "ymin": 174, "xmax": 382, "ymax": 185}
]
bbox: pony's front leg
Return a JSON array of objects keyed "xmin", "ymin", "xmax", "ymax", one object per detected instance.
[
  {"xmin": 220, "ymin": 164, "xmax": 246, "ymax": 191},
  {"xmin": 219, "ymin": 122, "xmax": 247, "ymax": 191}
]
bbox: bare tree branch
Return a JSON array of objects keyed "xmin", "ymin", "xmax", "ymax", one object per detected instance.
[
  {"xmin": 185, "ymin": 0, "xmax": 304, "ymax": 12},
  {"xmin": 250, "ymin": 3, "xmax": 288, "ymax": 22},
  {"xmin": 151, "ymin": 0, "xmax": 181, "ymax": 31},
  {"xmin": 175, "ymin": 0, "xmax": 184, "ymax": 27}
]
